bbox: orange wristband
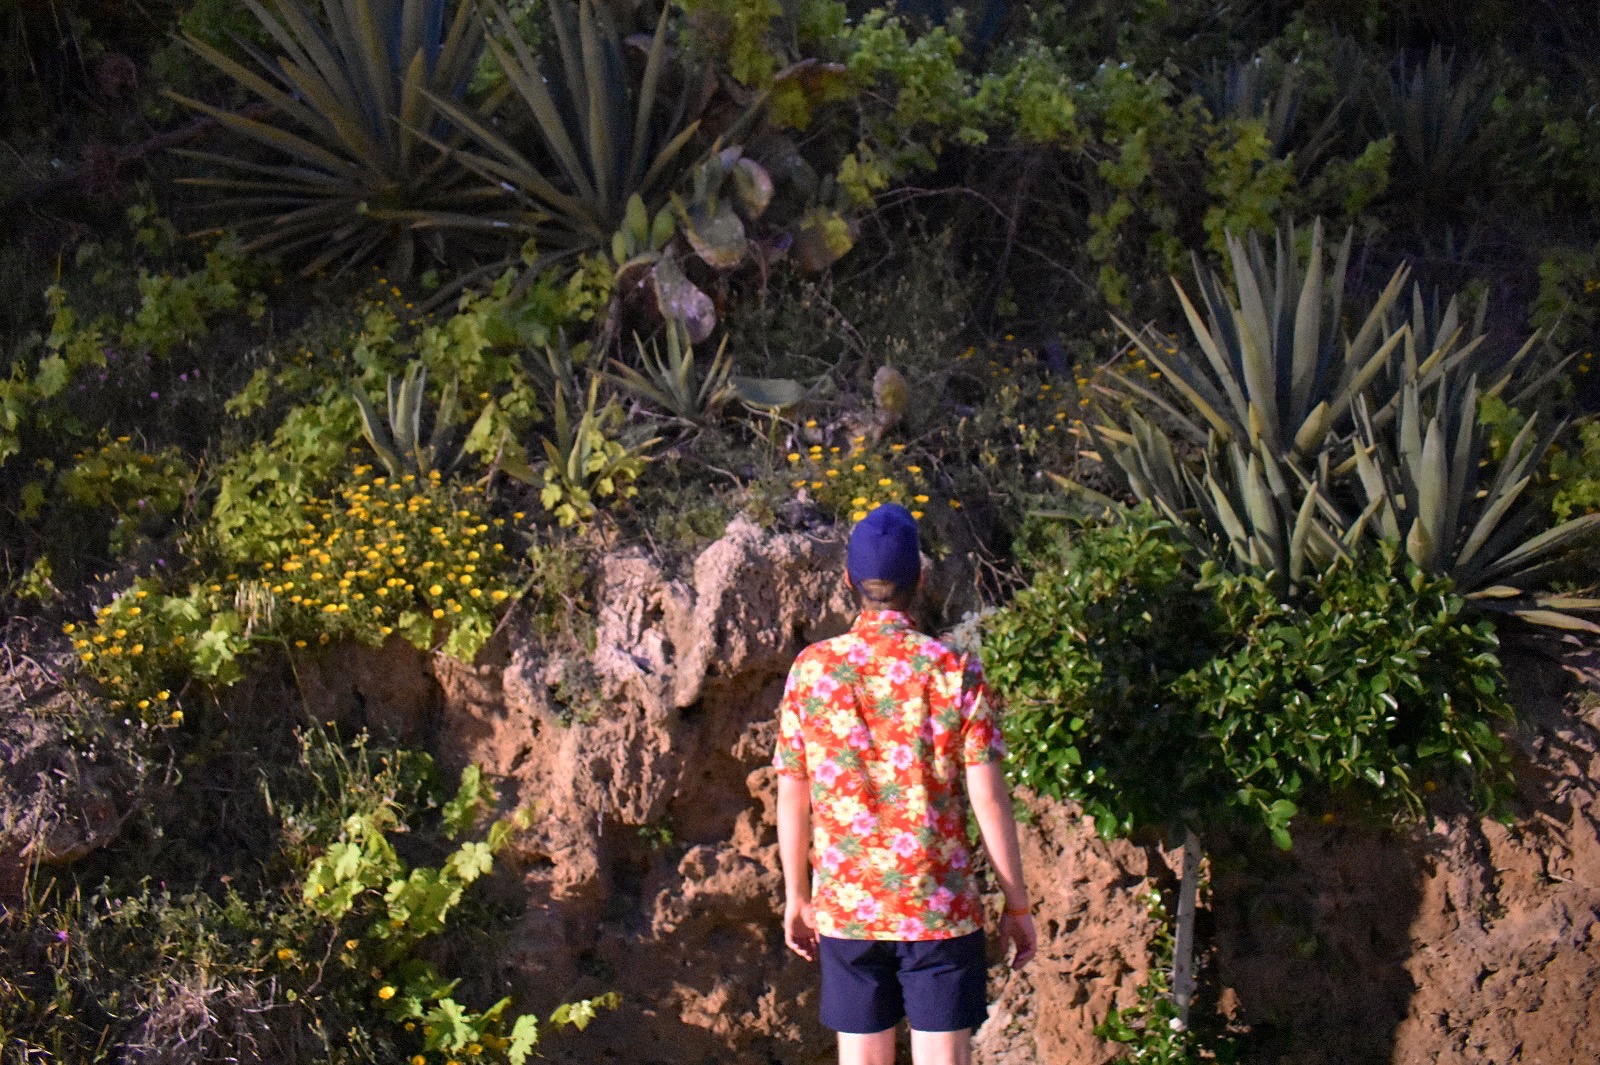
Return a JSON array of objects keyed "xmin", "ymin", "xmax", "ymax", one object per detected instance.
[{"xmin": 1003, "ymin": 903, "xmax": 1030, "ymax": 917}]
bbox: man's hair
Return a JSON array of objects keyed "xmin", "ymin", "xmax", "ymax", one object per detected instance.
[{"xmin": 853, "ymin": 576, "xmax": 916, "ymax": 612}]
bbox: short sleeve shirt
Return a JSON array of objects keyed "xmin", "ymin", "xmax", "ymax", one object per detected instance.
[{"xmin": 772, "ymin": 609, "xmax": 1006, "ymax": 940}]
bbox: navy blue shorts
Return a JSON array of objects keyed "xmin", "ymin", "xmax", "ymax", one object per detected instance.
[{"xmin": 818, "ymin": 931, "xmax": 989, "ymax": 1034}]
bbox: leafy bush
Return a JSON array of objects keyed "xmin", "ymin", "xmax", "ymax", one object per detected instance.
[
  {"xmin": 59, "ymin": 436, "xmax": 197, "ymax": 556},
  {"xmin": 982, "ymin": 508, "xmax": 1515, "ymax": 847},
  {"xmin": 74, "ymin": 463, "xmax": 518, "ymax": 716}
]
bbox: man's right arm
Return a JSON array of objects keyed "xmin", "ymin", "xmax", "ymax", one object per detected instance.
[{"xmin": 967, "ymin": 758, "xmax": 1037, "ymax": 969}]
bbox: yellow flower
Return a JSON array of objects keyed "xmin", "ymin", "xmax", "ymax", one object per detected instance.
[
  {"xmin": 852, "ymin": 496, "xmax": 868, "ymax": 506},
  {"xmin": 852, "ymin": 510, "xmax": 867, "ymax": 521},
  {"xmin": 490, "ymin": 590, "xmax": 508, "ymax": 602},
  {"xmin": 170, "ymin": 710, "xmax": 183, "ymax": 724},
  {"xmin": 411, "ymin": 1056, "xmax": 426, "ymax": 1065},
  {"xmin": 787, "ymin": 452, "xmax": 800, "ymax": 462},
  {"xmin": 429, "ymin": 584, "xmax": 443, "ymax": 595},
  {"xmin": 137, "ymin": 699, "xmax": 150, "ymax": 710},
  {"xmin": 276, "ymin": 948, "xmax": 294, "ymax": 961},
  {"xmin": 377, "ymin": 985, "xmax": 396, "ymax": 1000},
  {"xmin": 62, "ymin": 623, "xmax": 76, "ymax": 634},
  {"xmin": 949, "ymin": 499, "xmax": 962, "ymax": 509},
  {"xmin": 911, "ymin": 510, "xmax": 924, "ymax": 519},
  {"xmin": 852, "ymin": 464, "xmax": 866, "ymax": 473},
  {"xmin": 906, "ymin": 465, "xmax": 922, "ymax": 474},
  {"xmin": 877, "ymin": 478, "xmax": 893, "ymax": 487},
  {"xmin": 432, "ymin": 608, "xmax": 445, "ymax": 619},
  {"xmin": 345, "ymin": 939, "xmax": 359, "ymax": 950}
]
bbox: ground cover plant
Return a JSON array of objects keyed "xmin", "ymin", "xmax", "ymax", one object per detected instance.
[{"xmin": 3, "ymin": 0, "xmax": 1600, "ymax": 1061}]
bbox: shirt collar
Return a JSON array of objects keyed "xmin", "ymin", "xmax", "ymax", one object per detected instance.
[{"xmin": 853, "ymin": 608, "xmax": 913, "ymax": 632}]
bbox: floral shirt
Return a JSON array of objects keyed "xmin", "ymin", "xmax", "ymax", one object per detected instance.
[{"xmin": 772, "ymin": 609, "xmax": 1006, "ymax": 940}]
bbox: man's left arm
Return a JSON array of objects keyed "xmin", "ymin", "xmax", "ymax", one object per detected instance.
[
  {"xmin": 773, "ymin": 664, "xmax": 818, "ymax": 961},
  {"xmin": 777, "ymin": 773, "xmax": 818, "ymax": 961}
]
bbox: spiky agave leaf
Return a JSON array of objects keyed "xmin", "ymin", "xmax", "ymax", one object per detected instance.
[
  {"xmin": 171, "ymin": 0, "xmax": 498, "ymax": 276},
  {"xmin": 1110, "ymin": 219, "xmax": 1412, "ymax": 464},
  {"xmin": 1351, "ymin": 378, "xmax": 1600, "ymax": 630},
  {"xmin": 608, "ymin": 323, "xmax": 734, "ymax": 425},
  {"xmin": 428, "ymin": 0, "xmax": 710, "ymax": 256},
  {"xmin": 1078, "ymin": 411, "xmax": 1350, "ymax": 598},
  {"xmin": 354, "ymin": 363, "xmax": 465, "ymax": 478}
]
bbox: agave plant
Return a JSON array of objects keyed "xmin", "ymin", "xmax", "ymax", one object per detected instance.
[
  {"xmin": 171, "ymin": 0, "xmax": 496, "ymax": 276},
  {"xmin": 1107, "ymin": 220, "xmax": 1513, "ymax": 467},
  {"xmin": 430, "ymin": 0, "xmax": 712, "ymax": 257},
  {"xmin": 1195, "ymin": 57, "xmax": 1344, "ymax": 172},
  {"xmin": 353, "ymin": 362, "xmax": 465, "ymax": 479},
  {"xmin": 1375, "ymin": 46, "xmax": 1498, "ymax": 212},
  {"xmin": 608, "ymin": 323, "xmax": 734, "ymax": 425},
  {"xmin": 1080, "ymin": 412, "xmax": 1354, "ymax": 598},
  {"xmin": 1350, "ymin": 374, "xmax": 1600, "ymax": 629}
]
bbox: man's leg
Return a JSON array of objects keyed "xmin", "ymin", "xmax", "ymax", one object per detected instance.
[
  {"xmin": 908, "ymin": 1027, "xmax": 972, "ymax": 1065},
  {"xmin": 838, "ymin": 1028, "xmax": 897, "ymax": 1065}
]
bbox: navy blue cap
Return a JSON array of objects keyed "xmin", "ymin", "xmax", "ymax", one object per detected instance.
[{"xmin": 847, "ymin": 504, "xmax": 921, "ymax": 587}]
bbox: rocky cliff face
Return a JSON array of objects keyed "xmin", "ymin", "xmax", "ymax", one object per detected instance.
[{"xmin": 7, "ymin": 520, "xmax": 1600, "ymax": 1063}]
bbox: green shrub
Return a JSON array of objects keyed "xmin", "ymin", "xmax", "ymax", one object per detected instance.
[
  {"xmin": 0, "ymin": 732, "xmax": 612, "ymax": 1064},
  {"xmin": 74, "ymin": 463, "xmax": 519, "ymax": 717},
  {"xmin": 982, "ymin": 509, "xmax": 1515, "ymax": 847},
  {"xmin": 59, "ymin": 436, "xmax": 197, "ymax": 557}
]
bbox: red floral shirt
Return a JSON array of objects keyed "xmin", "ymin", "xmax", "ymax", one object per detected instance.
[{"xmin": 772, "ymin": 609, "xmax": 1006, "ymax": 940}]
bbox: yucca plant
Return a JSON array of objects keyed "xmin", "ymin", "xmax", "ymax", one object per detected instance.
[
  {"xmin": 608, "ymin": 323, "xmax": 734, "ymax": 425},
  {"xmin": 430, "ymin": 0, "xmax": 714, "ymax": 258},
  {"xmin": 353, "ymin": 362, "xmax": 466, "ymax": 479},
  {"xmin": 171, "ymin": 0, "xmax": 497, "ymax": 276},
  {"xmin": 1350, "ymin": 375, "xmax": 1600, "ymax": 630}
]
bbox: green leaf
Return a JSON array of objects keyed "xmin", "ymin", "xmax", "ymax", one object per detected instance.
[{"xmin": 507, "ymin": 1014, "xmax": 540, "ymax": 1063}]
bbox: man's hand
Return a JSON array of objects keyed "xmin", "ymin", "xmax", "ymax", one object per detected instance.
[
  {"xmin": 784, "ymin": 897, "xmax": 819, "ymax": 962},
  {"xmin": 999, "ymin": 912, "xmax": 1037, "ymax": 970}
]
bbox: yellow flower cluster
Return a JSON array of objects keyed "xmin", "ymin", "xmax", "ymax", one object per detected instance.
[
  {"xmin": 69, "ymin": 583, "xmax": 218, "ymax": 723},
  {"xmin": 266, "ymin": 465, "xmax": 515, "ymax": 657},
  {"xmin": 787, "ymin": 426, "xmax": 934, "ymax": 522},
  {"xmin": 69, "ymin": 465, "xmax": 519, "ymax": 722}
]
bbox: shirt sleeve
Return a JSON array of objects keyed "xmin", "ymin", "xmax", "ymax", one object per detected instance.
[
  {"xmin": 772, "ymin": 659, "xmax": 810, "ymax": 780},
  {"xmin": 958, "ymin": 654, "xmax": 1006, "ymax": 766}
]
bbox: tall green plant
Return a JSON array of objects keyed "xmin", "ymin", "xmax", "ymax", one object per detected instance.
[
  {"xmin": 432, "ymin": 0, "xmax": 715, "ymax": 256},
  {"xmin": 172, "ymin": 0, "xmax": 495, "ymax": 276},
  {"xmin": 1351, "ymin": 374, "xmax": 1600, "ymax": 629},
  {"xmin": 1107, "ymin": 220, "xmax": 1411, "ymax": 462}
]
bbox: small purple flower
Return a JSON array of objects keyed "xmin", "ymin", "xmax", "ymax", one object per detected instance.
[
  {"xmin": 149, "ymin": 391, "xmax": 159, "ymax": 399},
  {"xmin": 54, "ymin": 930, "xmax": 69, "ymax": 943},
  {"xmin": 178, "ymin": 373, "xmax": 188, "ymax": 382}
]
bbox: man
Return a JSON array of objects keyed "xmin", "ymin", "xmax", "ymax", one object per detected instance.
[{"xmin": 774, "ymin": 504, "xmax": 1037, "ymax": 1065}]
